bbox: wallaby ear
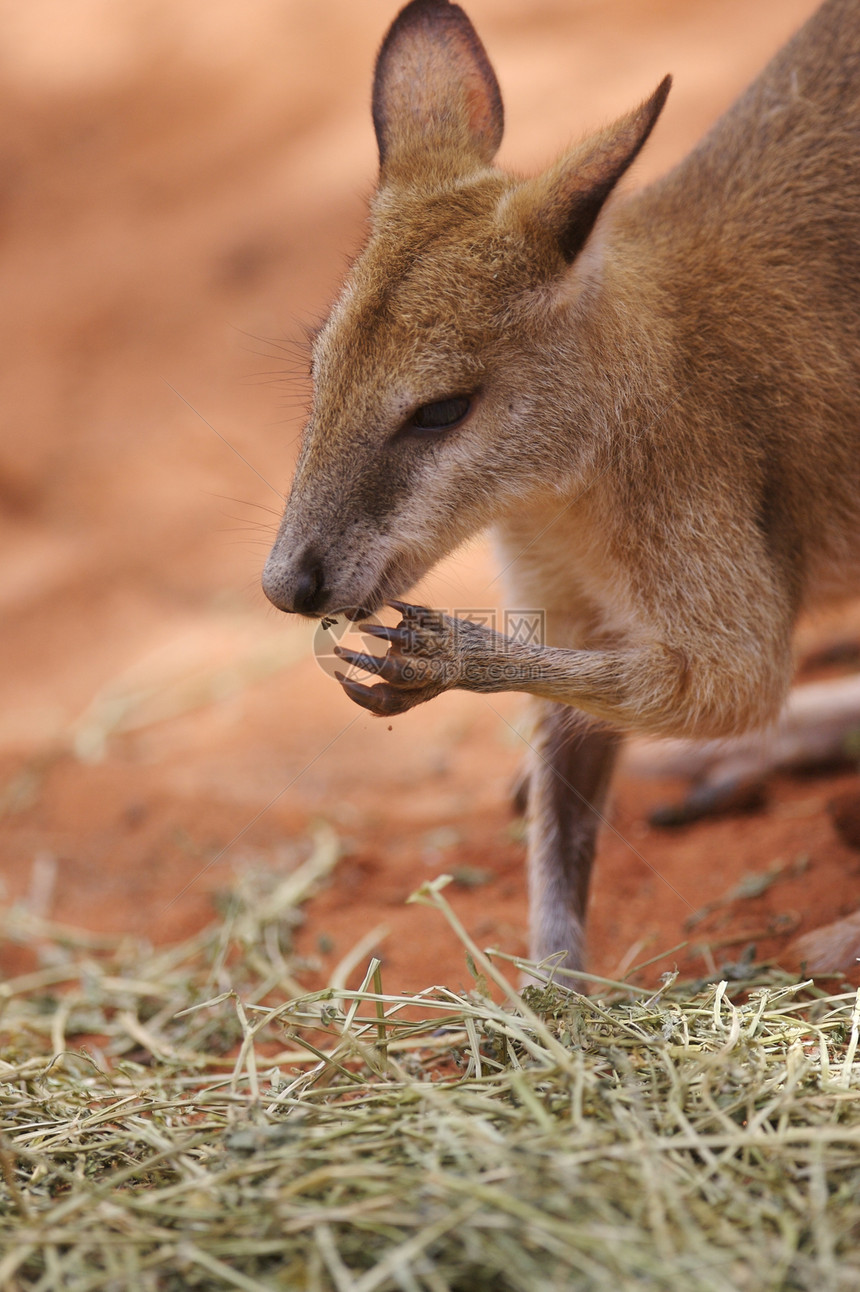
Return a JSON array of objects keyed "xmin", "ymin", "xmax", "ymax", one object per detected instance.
[
  {"xmin": 521, "ymin": 77, "xmax": 671, "ymax": 265},
  {"xmin": 372, "ymin": 0, "xmax": 504, "ymax": 177}
]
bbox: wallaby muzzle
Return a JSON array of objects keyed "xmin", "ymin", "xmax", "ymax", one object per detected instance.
[{"xmin": 262, "ymin": 543, "xmax": 329, "ymax": 617}]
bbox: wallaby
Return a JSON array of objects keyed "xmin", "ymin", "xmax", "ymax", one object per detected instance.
[{"xmin": 263, "ymin": 0, "xmax": 860, "ymax": 978}]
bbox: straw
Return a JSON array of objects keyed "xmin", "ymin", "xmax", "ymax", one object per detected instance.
[{"xmin": 1, "ymin": 853, "xmax": 859, "ymax": 1291}]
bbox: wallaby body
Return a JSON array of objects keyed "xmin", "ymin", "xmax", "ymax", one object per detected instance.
[{"xmin": 263, "ymin": 0, "xmax": 860, "ymax": 974}]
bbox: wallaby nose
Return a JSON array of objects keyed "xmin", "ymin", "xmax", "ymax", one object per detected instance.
[
  {"xmin": 293, "ymin": 551, "xmax": 328, "ymax": 616},
  {"xmin": 262, "ymin": 545, "xmax": 329, "ymax": 617}
]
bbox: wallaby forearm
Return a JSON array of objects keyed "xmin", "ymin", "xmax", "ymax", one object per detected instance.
[
  {"xmin": 335, "ymin": 597, "xmax": 791, "ymax": 739},
  {"xmin": 459, "ymin": 642, "xmax": 776, "ymax": 740}
]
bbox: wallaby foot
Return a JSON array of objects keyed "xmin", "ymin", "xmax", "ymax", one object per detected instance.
[
  {"xmin": 648, "ymin": 771, "xmax": 767, "ymax": 827},
  {"xmin": 525, "ymin": 706, "xmax": 620, "ymax": 986},
  {"xmin": 626, "ymin": 674, "xmax": 860, "ymax": 826},
  {"xmin": 791, "ymin": 906, "xmax": 860, "ymax": 974},
  {"xmin": 831, "ymin": 787, "xmax": 860, "ymax": 852}
]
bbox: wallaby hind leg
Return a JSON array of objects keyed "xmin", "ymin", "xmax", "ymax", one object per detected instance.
[
  {"xmin": 526, "ymin": 704, "xmax": 621, "ymax": 981},
  {"xmin": 626, "ymin": 673, "xmax": 860, "ymax": 826}
]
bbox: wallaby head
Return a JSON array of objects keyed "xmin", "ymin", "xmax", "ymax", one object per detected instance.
[{"xmin": 262, "ymin": 0, "xmax": 669, "ymax": 619}]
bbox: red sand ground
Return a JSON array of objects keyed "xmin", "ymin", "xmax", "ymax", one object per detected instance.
[{"xmin": 2, "ymin": 0, "xmax": 858, "ymax": 1000}]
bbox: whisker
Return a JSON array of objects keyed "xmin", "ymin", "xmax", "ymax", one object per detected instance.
[
  {"xmin": 219, "ymin": 520, "xmax": 277, "ymax": 532},
  {"xmin": 203, "ymin": 492, "xmax": 283, "ymax": 518}
]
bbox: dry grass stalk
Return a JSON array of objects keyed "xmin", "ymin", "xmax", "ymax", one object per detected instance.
[{"xmin": 1, "ymin": 859, "xmax": 859, "ymax": 1290}]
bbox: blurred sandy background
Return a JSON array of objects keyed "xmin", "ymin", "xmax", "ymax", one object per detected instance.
[{"xmin": 7, "ymin": 0, "xmax": 853, "ymax": 993}]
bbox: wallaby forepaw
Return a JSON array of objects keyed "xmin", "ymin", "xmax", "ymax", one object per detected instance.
[{"xmin": 333, "ymin": 601, "xmax": 466, "ymax": 715}]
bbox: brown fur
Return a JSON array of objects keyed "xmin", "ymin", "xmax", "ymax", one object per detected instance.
[{"xmin": 263, "ymin": 0, "xmax": 860, "ymax": 975}]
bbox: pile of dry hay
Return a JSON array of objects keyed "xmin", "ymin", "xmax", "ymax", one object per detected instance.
[{"xmin": 1, "ymin": 830, "xmax": 859, "ymax": 1291}]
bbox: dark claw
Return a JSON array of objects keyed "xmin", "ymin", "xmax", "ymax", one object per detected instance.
[
  {"xmin": 336, "ymin": 644, "xmax": 419, "ymax": 685},
  {"xmin": 388, "ymin": 601, "xmax": 444, "ymax": 634},
  {"xmin": 334, "ymin": 671, "xmax": 412, "ymax": 717},
  {"xmin": 361, "ymin": 623, "xmax": 408, "ymax": 646},
  {"xmin": 333, "ymin": 645, "xmax": 386, "ymax": 675},
  {"xmin": 388, "ymin": 598, "xmax": 434, "ymax": 619},
  {"xmin": 334, "ymin": 671, "xmax": 383, "ymax": 710}
]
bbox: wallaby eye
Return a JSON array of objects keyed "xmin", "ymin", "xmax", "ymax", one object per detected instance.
[{"xmin": 406, "ymin": 396, "xmax": 471, "ymax": 433}]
